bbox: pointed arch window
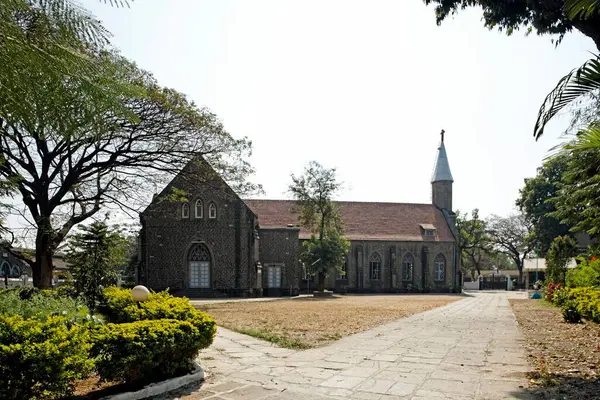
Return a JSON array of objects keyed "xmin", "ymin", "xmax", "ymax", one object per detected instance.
[
  {"xmin": 434, "ymin": 254, "xmax": 446, "ymax": 282},
  {"xmin": 189, "ymin": 243, "xmax": 211, "ymax": 288},
  {"xmin": 195, "ymin": 200, "xmax": 203, "ymax": 219},
  {"xmin": 402, "ymin": 253, "xmax": 414, "ymax": 282},
  {"xmin": 208, "ymin": 203, "xmax": 217, "ymax": 219},
  {"xmin": 369, "ymin": 253, "xmax": 381, "ymax": 280},
  {"xmin": 181, "ymin": 203, "xmax": 190, "ymax": 219}
]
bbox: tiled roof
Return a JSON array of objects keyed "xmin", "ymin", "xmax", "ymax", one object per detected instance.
[{"xmin": 243, "ymin": 200, "xmax": 455, "ymax": 242}]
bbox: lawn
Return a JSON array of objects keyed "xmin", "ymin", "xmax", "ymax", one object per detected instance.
[
  {"xmin": 510, "ymin": 299, "xmax": 600, "ymax": 399},
  {"xmin": 196, "ymin": 294, "xmax": 460, "ymax": 349}
]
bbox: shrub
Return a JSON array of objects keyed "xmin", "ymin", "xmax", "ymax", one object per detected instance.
[
  {"xmin": 101, "ymin": 287, "xmax": 216, "ymax": 349},
  {"xmin": 562, "ymin": 300, "xmax": 582, "ymax": 323},
  {"xmin": 552, "ymin": 288, "xmax": 571, "ymax": 307},
  {"xmin": 566, "ymin": 257, "xmax": 600, "ymax": 288},
  {"xmin": 567, "ymin": 287, "xmax": 600, "ymax": 323},
  {"xmin": 91, "ymin": 319, "xmax": 205, "ymax": 384},
  {"xmin": 0, "ymin": 315, "xmax": 93, "ymax": 399},
  {"xmin": 545, "ymin": 282, "xmax": 562, "ymax": 302},
  {"xmin": 0, "ymin": 289, "xmax": 95, "ymax": 324}
]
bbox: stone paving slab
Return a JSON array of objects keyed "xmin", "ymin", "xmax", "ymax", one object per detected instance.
[{"xmin": 162, "ymin": 292, "xmax": 532, "ymax": 400}]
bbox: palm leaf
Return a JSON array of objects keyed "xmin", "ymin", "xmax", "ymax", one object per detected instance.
[
  {"xmin": 564, "ymin": 0, "xmax": 600, "ymax": 20},
  {"xmin": 565, "ymin": 123, "xmax": 600, "ymax": 150},
  {"xmin": 534, "ymin": 57, "xmax": 600, "ymax": 140}
]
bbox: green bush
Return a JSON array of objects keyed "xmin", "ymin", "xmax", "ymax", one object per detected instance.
[
  {"xmin": 0, "ymin": 315, "xmax": 94, "ymax": 400},
  {"xmin": 552, "ymin": 288, "xmax": 571, "ymax": 307},
  {"xmin": 95, "ymin": 287, "xmax": 216, "ymax": 384},
  {"xmin": 101, "ymin": 287, "xmax": 216, "ymax": 349},
  {"xmin": 91, "ymin": 319, "xmax": 205, "ymax": 384},
  {"xmin": 566, "ymin": 257, "xmax": 600, "ymax": 288},
  {"xmin": 0, "ymin": 288, "xmax": 96, "ymax": 324},
  {"xmin": 562, "ymin": 300, "xmax": 582, "ymax": 323}
]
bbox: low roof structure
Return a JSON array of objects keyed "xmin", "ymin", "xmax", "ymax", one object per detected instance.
[{"xmin": 523, "ymin": 258, "xmax": 578, "ymax": 271}]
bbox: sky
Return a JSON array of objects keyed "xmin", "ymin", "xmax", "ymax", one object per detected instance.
[{"xmin": 71, "ymin": 1, "xmax": 598, "ymax": 219}]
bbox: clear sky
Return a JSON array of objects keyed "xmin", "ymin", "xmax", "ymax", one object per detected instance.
[{"xmin": 85, "ymin": 0, "xmax": 594, "ymax": 218}]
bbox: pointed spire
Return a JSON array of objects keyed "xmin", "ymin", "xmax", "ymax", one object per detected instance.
[{"xmin": 431, "ymin": 130, "xmax": 453, "ymax": 183}]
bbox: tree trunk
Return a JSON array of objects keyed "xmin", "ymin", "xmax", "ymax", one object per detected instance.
[
  {"xmin": 317, "ymin": 271, "xmax": 325, "ymax": 292},
  {"xmin": 33, "ymin": 222, "xmax": 55, "ymax": 289}
]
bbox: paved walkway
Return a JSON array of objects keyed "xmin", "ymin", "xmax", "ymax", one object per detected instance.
[{"xmin": 167, "ymin": 292, "xmax": 532, "ymax": 400}]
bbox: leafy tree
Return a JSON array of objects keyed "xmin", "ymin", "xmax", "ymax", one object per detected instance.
[
  {"xmin": 487, "ymin": 213, "xmax": 535, "ymax": 282},
  {"xmin": 516, "ymin": 154, "xmax": 572, "ymax": 255},
  {"xmin": 0, "ymin": 2, "xmax": 258, "ymax": 288},
  {"xmin": 65, "ymin": 221, "xmax": 129, "ymax": 309},
  {"xmin": 289, "ymin": 161, "xmax": 349, "ymax": 291},
  {"xmin": 456, "ymin": 209, "xmax": 491, "ymax": 278},
  {"xmin": 300, "ymin": 231, "xmax": 350, "ymax": 291},
  {"xmin": 550, "ymin": 147, "xmax": 600, "ymax": 238},
  {"xmin": 545, "ymin": 235, "xmax": 578, "ymax": 283},
  {"xmin": 423, "ymin": 0, "xmax": 600, "ymax": 50}
]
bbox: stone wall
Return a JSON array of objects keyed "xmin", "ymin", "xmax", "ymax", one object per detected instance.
[
  {"xmin": 258, "ymin": 228, "xmax": 300, "ymax": 296},
  {"xmin": 140, "ymin": 160, "xmax": 258, "ymax": 296}
]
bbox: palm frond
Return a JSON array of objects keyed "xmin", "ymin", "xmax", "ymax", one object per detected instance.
[
  {"xmin": 565, "ymin": 123, "xmax": 600, "ymax": 150},
  {"xmin": 534, "ymin": 56, "xmax": 600, "ymax": 140},
  {"xmin": 565, "ymin": 0, "xmax": 600, "ymax": 20}
]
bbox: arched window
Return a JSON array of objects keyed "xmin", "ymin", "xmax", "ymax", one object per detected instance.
[
  {"xmin": 369, "ymin": 253, "xmax": 381, "ymax": 280},
  {"xmin": 402, "ymin": 253, "xmax": 414, "ymax": 282},
  {"xmin": 181, "ymin": 203, "xmax": 190, "ymax": 219},
  {"xmin": 434, "ymin": 254, "xmax": 446, "ymax": 282},
  {"xmin": 188, "ymin": 243, "xmax": 211, "ymax": 288},
  {"xmin": 208, "ymin": 203, "xmax": 217, "ymax": 219},
  {"xmin": 195, "ymin": 200, "xmax": 203, "ymax": 219},
  {"xmin": 1, "ymin": 261, "xmax": 10, "ymax": 277}
]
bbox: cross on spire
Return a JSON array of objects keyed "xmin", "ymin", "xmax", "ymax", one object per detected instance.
[{"xmin": 440, "ymin": 129, "xmax": 445, "ymax": 143}]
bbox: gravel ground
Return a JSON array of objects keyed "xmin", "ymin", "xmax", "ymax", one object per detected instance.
[{"xmin": 510, "ymin": 299, "xmax": 600, "ymax": 399}]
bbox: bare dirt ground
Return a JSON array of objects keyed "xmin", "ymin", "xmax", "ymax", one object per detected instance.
[
  {"xmin": 510, "ymin": 299, "xmax": 600, "ymax": 399},
  {"xmin": 196, "ymin": 294, "xmax": 460, "ymax": 349}
]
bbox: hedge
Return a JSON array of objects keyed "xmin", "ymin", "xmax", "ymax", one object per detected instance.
[
  {"xmin": 91, "ymin": 319, "xmax": 206, "ymax": 384},
  {"xmin": 0, "ymin": 315, "xmax": 93, "ymax": 400},
  {"xmin": 101, "ymin": 287, "xmax": 216, "ymax": 349}
]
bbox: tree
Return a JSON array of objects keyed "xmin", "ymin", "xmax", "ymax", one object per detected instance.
[
  {"xmin": 545, "ymin": 235, "xmax": 578, "ymax": 283},
  {"xmin": 423, "ymin": 0, "xmax": 600, "ymax": 50},
  {"xmin": 456, "ymin": 209, "xmax": 491, "ymax": 278},
  {"xmin": 1, "ymin": 2, "xmax": 259, "ymax": 288},
  {"xmin": 289, "ymin": 161, "xmax": 348, "ymax": 291},
  {"xmin": 487, "ymin": 213, "xmax": 535, "ymax": 282},
  {"xmin": 65, "ymin": 221, "xmax": 129, "ymax": 309},
  {"xmin": 300, "ymin": 231, "xmax": 350, "ymax": 291},
  {"xmin": 516, "ymin": 154, "xmax": 572, "ymax": 255},
  {"xmin": 550, "ymin": 147, "xmax": 600, "ymax": 238}
]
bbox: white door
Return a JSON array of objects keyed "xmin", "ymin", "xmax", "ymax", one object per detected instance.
[
  {"xmin": 189, "ymin": 261, "xmax": 210, "ymax": 288},
  {"xmin": 268, "ymin": 266, "xmax": 281, "ymax": 288}
]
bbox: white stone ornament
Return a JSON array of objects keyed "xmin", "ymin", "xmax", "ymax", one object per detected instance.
[{"xmin": 132, "ymin": 285, "xmax": 150, "ymax": 302}]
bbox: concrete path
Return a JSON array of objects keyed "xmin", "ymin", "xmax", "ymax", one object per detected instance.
[{"xmin": 166, "ymin": 292, "xmax": 532, "ymax": 400}]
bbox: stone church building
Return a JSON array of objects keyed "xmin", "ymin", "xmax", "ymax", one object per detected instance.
[{"xmin": 139, "ymin": 137, "xmax": 460, "ymax": 297}]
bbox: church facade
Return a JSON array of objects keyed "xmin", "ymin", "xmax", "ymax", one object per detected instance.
[{"xmin": 138, "ymin": 138, "xmax": 460, "ymax": 297}]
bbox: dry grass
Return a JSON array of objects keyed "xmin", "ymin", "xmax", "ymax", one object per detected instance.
[
  {"xmin": 196, "ymin": 294, "xmax": 460, "ymax": 349},
  {"xmin": 510, "ymin": 299, "xmax": 600, "ymax": 399}
]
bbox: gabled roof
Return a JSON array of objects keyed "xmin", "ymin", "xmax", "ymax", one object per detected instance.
[
  {"xmin": 243, "ymin": 200, "xmax": 455, "ymax": 242},
  {"xmin": 431, "ymin": 141, "xmax": 453, "ymax": 183}
]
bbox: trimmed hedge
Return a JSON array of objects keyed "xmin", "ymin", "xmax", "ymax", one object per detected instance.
[
  {"xmin": 91, "ymin": 319, "xmax": 206, "ymax": 384},
  {"xmin": 0, "ymin": 315, "xmax": 93, "ymax": 400},
  {"xmin": 101, "ymin": 287, "xmax": 216, "ymax": 349}
]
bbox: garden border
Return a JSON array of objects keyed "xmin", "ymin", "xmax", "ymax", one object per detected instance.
[{"xmin": 100, "ymin": 363, "xmax": 205, "ymax": 400}]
